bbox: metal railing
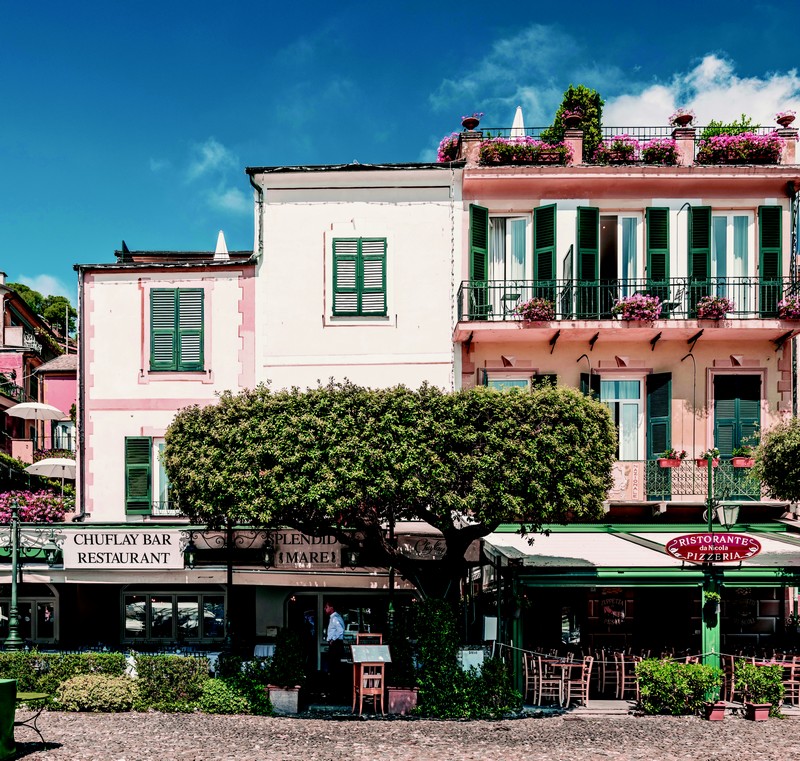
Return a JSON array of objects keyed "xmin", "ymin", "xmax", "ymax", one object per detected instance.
[
  {"xmin": 642, "ymin": 460, "xmax": 766, "ymax": 501},
  {"xmin": 151, "ymin": 501, "xmax": 183, "ymax": 517},
  {"xmin": 0, "ymin": 374, "xmax": 31, "ymax": 404},
  {"xmin": 457, "ymin": 278, "xmax": 799, "ymax": 322}
]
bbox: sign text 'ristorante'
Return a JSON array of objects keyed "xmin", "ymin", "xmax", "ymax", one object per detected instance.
[{"xmin": 665, "ymin": 533, "xmax": 762, "ymax": 564}]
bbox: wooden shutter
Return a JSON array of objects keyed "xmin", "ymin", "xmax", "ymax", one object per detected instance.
[
  {"xmin": 125, "ymin": 437, "xmax": 152, "ymax": 514},
  {"xmin": 150, "ymin": 289, "xmax": 177, "ymax": 370},
  {"xmin": 646, "ymin": 208, "xmax": 670, "ymax": 310},
  {"xmin": 333, "ymin": 239, "xmax": 359, "ymax": 315},
  {"xmin": 646, "ymin": 373, "xmax": 672, "ymax": 460},
  {"xmin": 714, "ymin": 375, "xmax": 760, "ymax": 457},
  {"xmin": 177, "ymin": 289, "xmax": 204, "ymax": 371},
  {"xmin": 577, "ymin": 207, "xmax": 599, "ymax": 317},
  {"xmin": 468, "ymin": 205, "xmax": 490, "ymax": 319},
  {"xmin": 759, "ymin": 205, "xmax": 782, "ymax": 316},
  {"xmin": 360, "ymin": 238, "xmax": 387, "ymax": 316},
  {"xmin": 688, "ymin": 206, "xmax": 711, "ymax": 315},
  {"xmin": 533, "ymin": 204, "xmax": 556, "ymax": 281}
]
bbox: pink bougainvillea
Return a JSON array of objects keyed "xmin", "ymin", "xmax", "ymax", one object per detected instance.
[{"xmin": 0, "ymin": 491, "xmax": 71, "ymax": 523}]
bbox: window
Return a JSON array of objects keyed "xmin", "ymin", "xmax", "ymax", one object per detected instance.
[
  {"xmin": 125, "ymin": 437, "xmax": 177, "ymax": 516},
  {"xmin": 0, "ymin": 597, "xmax": 56, "ymax": 644},
  {"xmin": 52, "ymin": 421, "xmax": 76, "ymax": 451},
  {"xmin": 123, "ymin": 592, "xmax": 225, "ymax": 642},
  {"xmin": 481, "ymin": 371, "xmax": 557, "ymax": 390},
  {"xmin": 601, "ymin": 379, "xmax": 643, "ymax": 460},
  {"xmin": 332, "ymin": 238, "xmax": 387, "ymax": 316},
  {"xmin": 489, "ymin": 216, "xmax": 529, "ymax": 315},
  {"xmin": 150, "ymin": 288, "xmax": 204, "ymax": 371}
]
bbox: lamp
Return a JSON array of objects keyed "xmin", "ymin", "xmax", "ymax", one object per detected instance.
[
  {"xmin": 715, "ymin": 502, "xmax": 740, "ymax": 529},
  {"xmin": 184, "ymin": 539, "xmax": 197, "ymax": 570},
  {"xmin": 4, "ymin": 501, "xmax": 23, "ymax": 651},
  {"xmin": 345, "ymin": 549, "xmax": 360, "ymax": 569},
  {"xmin": 44, "ymin": 537, "xmax": 61, "ymax": 568},
  {"xmin": 262, "ymin": 541, "xmax": 275, "ymax": 569}
]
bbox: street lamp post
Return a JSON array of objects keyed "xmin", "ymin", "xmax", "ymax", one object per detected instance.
[{"xmin": 4, "ymin": 501, "xmax": 23, "ymax": 651}]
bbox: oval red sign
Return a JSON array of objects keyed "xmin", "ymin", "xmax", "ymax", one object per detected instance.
[{"xmin": 665, "ymin": 533, "xmax": 762, "ymax": 564}]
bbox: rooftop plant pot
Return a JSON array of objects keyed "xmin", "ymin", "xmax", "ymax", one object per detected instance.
[
  {"xmin": 461, "ymin": 117, "xmax": 480, "ymax": 131},
  {"xmin": 696, "ymin": 458, "xmax": 720, "ymax": 468},
  {"xmin": 732, "ymin": 457, "xmax": 755, "ymax": 468},
  {"xmin": 703, "ymin": 701, "xmax": 726, "ymax": 721},
  {"xmin": 744, "ymin": 702, "xmax": 770, "ymax": 721},
  {"xmin": 657, "ymin": 458, "xmax": 682, "ymax": 468},
  {"xmin": 777, "ymin": 115, "xmax": 796, "ymax": 128}
]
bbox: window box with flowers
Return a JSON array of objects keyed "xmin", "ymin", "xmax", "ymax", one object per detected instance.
[
  {"xmin": 641, "ymin": 138, "xmax": 679, "ymax": 166},
  {"xmin": 669, "ymin": 108, "xmax": 696, "ymax": 128},
  {"xmin": 696, "ymin": 448, "xmax": 720, "ymax": 469},
  {"xmin": 696, "ymin": 132, "xmax": 785, "ymax": 165},
  {"xmin": 732, "ymin": 444, "xmax": 755, "ymax": 468},
  {"xmin": 594, "ymin": 134, "xmax": 639, "ymax": 164},
  {"xmin": 479, "ymin": 138, "xmax": 572, "ymax": 166},
  {"xmin": 611, "ymin": 293, "xmax": 662, "ymax": 321},
  {"xmin": 658, "ymin": 449, "xmax": 687, "ymax": 468},
  {"xmin": 514, "ymin": 297, "xmax": 555, "ymax": 323},
  {"xmin": 778, "ymin": 294, "xmax": 800, "ymax": 320},
  {"xmin": 696, "ymin": 295, "xmax": 734, "ymax": 320}
]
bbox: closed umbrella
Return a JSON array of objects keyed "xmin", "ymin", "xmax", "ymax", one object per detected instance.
[
  {"xmin": 6, "ymin": 402, "xmax": 68, "ymax": 421},
  {"xmin": 25, "ymin": 457, "xmax": 76, "ymax": 495},
  {"xmin": 510, "ymin": 106, "xmax": 526, "ymax": 138}
]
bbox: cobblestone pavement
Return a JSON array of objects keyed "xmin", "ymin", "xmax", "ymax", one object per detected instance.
[{"xmin": 13, "ymin": 711, "xmax": 800, "ymax": 761}]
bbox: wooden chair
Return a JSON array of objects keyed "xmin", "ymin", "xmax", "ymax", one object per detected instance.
[
  {"xmin": 566, "ymin": 656, "xmax": 593, "ymax": 707},
  {"xmin": 523, "ymin": 652, "xmax": 538, "ymax": 704},
  {"xmin": 782, "ymin": 657, "xmax": 800, "ymax": 705},
  {"xmin": 615, "ymin": 652, "xmax": 640, "ymax": 700},
  {"xmin": 722, "ymin": 655, "xmax": 736, "ymax": 702},
  {"xmin": 536, "ymin": 657, "xmax": 564, "ymax": 706},
  {"xmin": 353, "ymin": 662, "xmax": 385, "ymax": 715}
]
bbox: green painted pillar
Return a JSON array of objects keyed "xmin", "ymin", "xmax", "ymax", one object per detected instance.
[
  {"xmin": 701, "ymin": 571, "xmax": 721, "ymax": 684},
  {"xmin": 510, "ymin": 577, "xmax": 523, "ymax": 694}
]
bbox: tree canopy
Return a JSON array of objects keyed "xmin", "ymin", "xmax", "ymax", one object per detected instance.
[
  {"xmin": 540, "ymin": 84, "xmax": 604, "ymax": 159},
  {"xmin": 753, "ymin": 417, "xmax": 800, "ymax": 502},
  {"xmin": 8, "ymin": 283, "xmax": 77, "ymax": 335},
  {"xmin": 163, "ymin": 382, "xmax": 617, "ymax": 598}
]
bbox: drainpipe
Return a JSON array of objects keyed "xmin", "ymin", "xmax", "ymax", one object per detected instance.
[
  {"xmin": 75, "ymin": 266, "xmax": 86, "ymax": 521},
  {"xmin": 789, "ymin": 182, "xmax": 799, "ymax": 415},
  {"xmin": 248, "ymin": 173, "xmax": 264, "ymax": 262}
]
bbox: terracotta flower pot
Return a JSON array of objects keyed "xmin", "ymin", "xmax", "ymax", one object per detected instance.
[
  {"xmin": 777, "ymin": 115, "xmax": 795, "ymax": 128},
  {"xmin": 744, "ymin": 702, "xmax": 770, "ymax": 721},
  {"xmin": 461, "ymin": 117, "xmax": 480, "ymax": 131},
  {"xmin": 704, "ymin": 701, "xmax": 725, "ymax": 721},
  {"xmin": 672, "ymin": 114, "xmax": 694, "ymax": 127},
  {"xmin": 696, "ymin": 458, "xmax": 720, "ymax": 468},
  {"xmin": 657, "ymin": 458, "xmax": 682, "ymax": 468},
  {"xmin": 732, "ymin": 457, "xmax": 755, "ymax": 468}
]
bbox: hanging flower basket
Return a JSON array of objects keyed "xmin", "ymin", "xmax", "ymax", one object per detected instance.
[{"xmin": 658, "ymin": 459, "xmax": 682, "ymax": 468}]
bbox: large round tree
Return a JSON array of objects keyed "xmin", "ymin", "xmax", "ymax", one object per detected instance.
[
  {"xmin": 163, "ymin": 382, "xmax": 616, "ymax": 599},
  {"xmin": 753, "ymin": 417, "xmax": 800, "ymax": 503}
]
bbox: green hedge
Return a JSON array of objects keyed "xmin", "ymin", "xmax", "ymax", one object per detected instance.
[
  {"xmin": 133, "ymin": 654, "xmax": 209, "ymax": 712},
  {"xmin": 58, "ymin": 674, "xmax": 139, "ymax": 712},
  {"xmin": 636, "ymin": 659, "xmax": 723, "ymax": 715}
]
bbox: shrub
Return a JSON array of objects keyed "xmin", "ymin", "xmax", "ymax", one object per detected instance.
[
  {"xmin": 471, "ymin": 657, "xmax": 522, "ymax": 718},
  {"xmin": 594, "ymin": 134, "xmax": 639, "ymax": 164},
  {"xmin": 479, "ymin": 137, "xmax": 571, "ymax": 166},
  {"xmin": 636, "ymin": 659, "xmax": 722, "ymax": 715},
  {"xmin": 515, "ymin": 297, "xmax": 556, "ymax": 322},
  {"xmin": 696, "ymin": 132, "xmax": 784, "ymax": 165},
  {"xmin": 0, "ymin": 490, "xmax": 69, "ymax": 522},
  {"xmin": 734, "ymin": 662, "xmax": 784, "ymax": 716},
  {"xmin": 753, "ymin": 417, "xmax": 800, "ymax": 502},
  {"xmin": 216, "ymin": 655, "xmax": 272, "ymax": 715},
  {"xmin": 611, "ymin": 293, "xmax": 662, "ymax": 321},
  {"xmin": 641, "ymin": 138, "xmax": 679, "ymax": 165},
  {"xmin": 57, "ymin": 674, "xmax": 138, "ymax": 712},
  {"xmin": 133, "ymin": 654, "xmax": 209, "ymax": 711},
  {"xmin": 269, "ymin": 630, "xmax": 307, "ymax": 688},
  {"xmin": 197, "ymin": 678, "xmax": 252, "ymax": 715},
  {"xmin": 541, "ymin": 84, "xmax": 605, "ymax": 159},
  {"xmin": 699, "ymin": 114, "xmax": 759, "ymax": 140},
  {"xmin": 778, "ymin": 293, "xmax": 800, "ymax": 319}
]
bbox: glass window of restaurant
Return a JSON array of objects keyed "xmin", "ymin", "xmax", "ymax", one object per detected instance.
[{"xmin": 0, "ymin": 583, "xmax": 57, "ymax": 644}]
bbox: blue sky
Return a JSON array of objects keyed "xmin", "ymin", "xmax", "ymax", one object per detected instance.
[{"xmin": 2, "ymin": 1, "xmax": 799, "ymax": 304}]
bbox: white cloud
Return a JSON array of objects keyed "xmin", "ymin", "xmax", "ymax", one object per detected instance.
[
  {"xmin": 185, "ymin": 138, "xmax": 237, "ymax": 181},
  {"xmin": 13, "ymin": 274, "xmax": 74, "ymax": 299},
  {"xmin": 182, "ymin": 138, "xmax": 249, "ymax": 216},
  {"xmin": 206, "ymin": 186, "xmax": 250, "ymax": 214},
  {"xmin": 604, "ymin": 55, "xmax": 800, "ymax": 127},
  {"xmin": 149, "ymin": 157, "xmax": 170, "ymax": 172}
]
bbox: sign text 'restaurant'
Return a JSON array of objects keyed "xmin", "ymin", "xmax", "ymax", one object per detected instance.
[{"xmin": 63, "ymin": 531, "xmax": 183, "ymax": 569}]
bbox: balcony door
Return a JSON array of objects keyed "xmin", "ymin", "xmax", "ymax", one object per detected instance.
[
  {"xmin": 489, "ymin": 216, "xmax": 529, "ymax": 316},
  {"xmin": 600, "ymin": 214, "xmax": 641, "ymax": 308},
  {"xmin": 711, "ymin": 213, "xmax": 752, "ymax": 312}
]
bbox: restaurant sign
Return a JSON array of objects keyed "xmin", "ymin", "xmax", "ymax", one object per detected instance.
[
  {"xmin": 63, "ymin": 530, "xmax": 183, "ymax": 569},
  {"xmin": 665, "ymin": 533, "xmax": 762, "ymax": 564}
]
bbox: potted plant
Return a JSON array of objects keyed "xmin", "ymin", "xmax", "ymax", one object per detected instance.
[
  {"xmin": 514, "ymin": 296, "xmax": 555, "ymax": 323},
  {"xmin": 703, "ymin": 590, "xmax": 721, "ymax": 617},
  {"xmin": 703, "ymin": 699, "xmax": 726, "ymax": 721},
  {"xmin": 594, "ymin": 134, "xmax": 639, "ymax": 164},
  {"xmin": 732, "ymin": 444, "xmax": 755, "ymax": 468},
  {"xmin": 478, "ymin": 137, "xmax": 571, "ymax": 166},
  {"xmin": 437, "ymin": 132, "xmax": 460, "ymax": 163},
  {"xmin": 776, "ymin": 110, "xmax": 796, "ymax": 128},
  {"xmin": 777, "ymin": 293, "xmax": 800, "ymax": 319},
  {"xmin": 461, "ymin": 112, "xmax": 483, "ymax": 131},
  {"xmin": 641, "ymin": 138, "xmax": 680, "ymax": 165},
  {"xmin": 657, "ymin": 448, "xmax": 687, "ymax": 468},
  {"xmin": 696, "ymin": 295, "xmax": 734, "ymax": 320},
  {"xmin": 669, "ymin": 108, "xmax": 696, "ymax": 128},
  {"xmin": 266, "ymin": 629, "xmax": 307, "ymax": 714},
  {"xmin": 611, "ymin": 293, "xmax": 662, "ymax": 321},
  {"xmin": 696, "ymin": 132, "xmax": 785, "ymax": 165},
  {"xmin": 734, "ymin": 661, "xmax": 784, "ymax": 719},
  {"xmin": 561, "ymin": 108, "xmax": 584, "ymax": 129},
  {"xmin": 696, "ymin": 448, "xmax": 720, "ymax": 468}
]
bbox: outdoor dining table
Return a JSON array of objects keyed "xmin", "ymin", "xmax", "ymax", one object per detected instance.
[{"xmin": 15, "ymin": 692, "xmax": 49, "ymax": 746}]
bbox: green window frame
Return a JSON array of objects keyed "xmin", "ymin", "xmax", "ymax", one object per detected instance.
[
  {"xmin": 150, "ymin": 288, "xmax": 204, "ymax": 371},
  {"xmin": 332, "ymin": 238, "xmax": 387, "ymax": 316},
  {"xmin": 125, "ymin": 436, "xmax": 152, "ymax": 515}
]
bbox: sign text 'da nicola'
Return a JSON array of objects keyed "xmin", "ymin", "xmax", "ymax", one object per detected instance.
[{"xmin": 665, "ymin": 533, "xmax": 762, "ymax": 564}]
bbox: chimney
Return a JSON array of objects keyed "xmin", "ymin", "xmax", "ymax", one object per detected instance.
[{"xmin": 214, "ymin": 231, "xmax": 230, "ymax": 261}]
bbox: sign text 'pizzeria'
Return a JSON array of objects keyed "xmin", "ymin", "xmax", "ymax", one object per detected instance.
[{"xmin": 665, "ymin": 533, "xmax": 762, "ymax": 564}]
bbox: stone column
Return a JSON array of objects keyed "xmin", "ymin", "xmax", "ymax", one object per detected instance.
[
  {"xmin": 672, "ymin": 127, "xmax": 696, "ymax": 166},
  {"xmin": 458, "ymin": 131, "xmax": 483, "ymax": 165},
  {"xmin": 563, "ymin": 129, "xmax": 584, "ymax": 165},
  {"xmin": 777, "ymin": 128, "xmax": 798, "ymax": 165}
]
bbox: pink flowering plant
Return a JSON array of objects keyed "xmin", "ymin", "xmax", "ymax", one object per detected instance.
[
  {"xmin": 696, "ymin": 295, "xmax": 734, "ymax": 319},
  {"xmin": 660, "ymin": 448, "xmax": 687, "ymax": 460},
  {"xmin": 479, "ymin": 137, "xmax": 572, "ymax": 166},
  {"xmin": 641, "ymin": 138, "xmax": 679, "ymax": 165},
  {"xmin": 561, "ymin": 108, "xmax": 584, "ymax": 122},
  {"xmin": 514, "ymin": 297, "xmax": 555, "ymax": 322},
  {"xmin": 778, "ymin": 294, "xmax": 800, "ymax": 319},
  {"xmin": 0, "ymin": 490, "xmax": 71, "ymax": 523},
  {"xmin": 669, "ymin": 108, "xmax": 696, "ymax": 126},
  {"xmin": 594, "ymin": 134, "xmax": 639, "ymax": 164},
  {"xmin": 696, "ymin": 132, "xmax": 784, "ymax": 164},
  {"xmin": 611, "ymin": 293, "xmax": 662, "ymax": 321},
  {"xmin": 437, "ymin": 132, "xmax": 460, "ymax": 162}
]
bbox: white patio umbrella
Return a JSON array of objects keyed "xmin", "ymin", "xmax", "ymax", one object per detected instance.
[
  {"xmin": 25, "ymin": 457, "xmax": 76, "ymax": 495},
  {"xmin": 510, "ymin": 106, "xmax": 526, "ymax": 138},
  {"xmin": 6, "ymin": 402, "xmax": 68, "ymax": 421}
]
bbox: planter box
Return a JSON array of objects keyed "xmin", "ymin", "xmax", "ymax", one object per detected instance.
[
  {"xmin": 657, "ymin": 458, "xmax": 682, "ymax": 468},
  {"xmin": 387, "ymin": 687, "xmax": 418, "ymax": 715},
  {"xmin": 704, "ymin": 701, "xmax": 726, "ymax": 721},
  {"xmin": 732, "ymin": 457, "xmax": 755, "ymax": 468},
  {"xmin": 744, "ymin": 702, "xmax": 771, "ymax": 721},
  {"xmin": 695, "ymin": 458, "xmax": 720, "ymax": 468},
  {"xmin": 268, "ymin": 685, "xmax": 300, "ymax": 715}
]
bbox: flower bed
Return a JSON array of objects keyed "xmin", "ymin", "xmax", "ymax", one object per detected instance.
[
  {"xmin": 594, "ymin": 134, "xmax": 639, "ymax": 164},
  {"xmin": 479, "ymin": 137, "xmax": 572, "ymax": 166},
  {"xmin": 514, "ymin": 297, "xmax": 555, "ymax": 322},
  {"xmin": 641, "ymin": 138, "xmax": 679, "ymax": 165},
  {"xmin": 0, "ymin": 490, "xmax": 70, "ymax": 522},
  {"xmin": 778, "ymin": 293, "xmax": 800, "ymax": 319},
  {"xmin": 611, "ymin": 293, "xmax": 662, "ymax": 321},
  {"xmin": 695, "ymin": 132, "xmax": 784, "ymax": 165},
  {"xmin": 696, "ymin": 295, "xmax": 734, "ymax": 320}
]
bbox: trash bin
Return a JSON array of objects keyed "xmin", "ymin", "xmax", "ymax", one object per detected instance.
[{"xmin": 0, "ymin": 679, "xmax": 16, "ymax": 760}]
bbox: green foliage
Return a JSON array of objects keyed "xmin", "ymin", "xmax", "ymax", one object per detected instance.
[
  {"xmin": 540, "ymin": 85, "xmax": 604, "ymax": 159},
  {"xmin": 133, "ymin": 654, "xmax": 209, "ymax": 712},
  {"xmin": 164, "ymin": 382, "xmax": 616, "ymax": 598},
  {"xmin": 387, "ymin": 609, "xmax": 417, "ymax": 688},
  {"xmin": 8, "ymin": 283, "xmax": 45, "ymax": 314},
  {"xmin": 753, "ymin": 418, "xmax": 800, "ymax": 501},
  {"xmin": 269, "ymin": 629, "xmax": 307, "ymax": 688},
  {"xmin": 471, "ymin": 656, "xmax": 523, "ymax": 717},
  {"xmin": 735, "ymin": 662, "xmax": 784, "ymax": 715},
  {"xmin": 7, "ymin": 283, "xmax": 76, "ymax": 335},
  {"xmin": 636, "ymin": 659, "xmax": 723, "ymax": 715},
  {"xmin": 216, "ymin": 655, "xmax": 273, "ymax": 714},
  {"xmin": 57, "ymin": 674, "xmax": 139, "ymax": 712},
  {"xmin": 699, "ymin": 114, "xmax": 759, "ymax": 140},
  {"xmin": 197, "ymin": 678, "xmax": 252, "ymax": 714}
]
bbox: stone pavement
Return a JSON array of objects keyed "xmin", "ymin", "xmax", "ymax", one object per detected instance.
[{"xmin": 12, "ymin": 707, "xmax": 800, "ymax": 761}]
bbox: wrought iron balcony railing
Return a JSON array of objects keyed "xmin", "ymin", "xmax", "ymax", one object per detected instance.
[
  {"xmin": 457, "ymin": 277, "xmax": 799, "ymax": 322},
  {"xmin": 151, "ymin": 501, "xmax": 183, "ymax": 517}
]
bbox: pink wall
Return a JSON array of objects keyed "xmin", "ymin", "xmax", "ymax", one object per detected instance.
[{"xmin": 42, "ymin": 375, "xmax": 76, "ymax": 417}]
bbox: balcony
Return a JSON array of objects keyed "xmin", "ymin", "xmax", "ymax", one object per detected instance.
[
  {"xmin": 457, "ymin": 277, "xmax": 798, "ymax": 324},
  {"xmin": 0, "ymin": 373, "xmax": 32, "ymax": 404}
]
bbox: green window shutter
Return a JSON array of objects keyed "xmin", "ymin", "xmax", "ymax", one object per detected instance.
[
  {"xmin": 150, "ymin": 289, "xmax": 177, "ymax": 370},
  {"xmin": 469, "ymin": 205, "xmax": 490, "ymax": 319},
  {"xmin": 688, "ymin": 206, "xmax": 711, "ymax": 280},
  {"xmin": 579, "ymin": 372, "xmax": 600, "ymax": 399},
  {"xmin": 759, "ymin": 206, "xmax": 782, "ymax": 316},
  {"xmin": 646, "ymin": 207, "xmax": 670, "ymax": 282},
  {"xmin": 533, "ymin": 204, "xmax": 556, "ymax": 281},
  {"xmin": 646, "ymin": 373, "xmax": 672, "ymax": 460},
  {"xmin": 577, "ymin": 206, "xmax": 599, "ymax": 317},
  {"xmin": 714, "ymin": 375, "xmax": 760, "ymax": 456},
  {"xmin": 360, "ymin": 238, "xmax": 387, "ymax": 316},
  {"xmin": 177, "ymin": 289, "xmax": 204, "ymax": 371},
  {"xmin": 125, "ymin": 437, "xmax": 152, "ymax": 514},
  {"xmin": 333, "ymin": 238, "xmax": 359, "ymax": 316}
]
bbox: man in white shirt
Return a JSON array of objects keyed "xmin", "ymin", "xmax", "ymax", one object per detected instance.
[{"xmin": 323, "ymin": 601, "xmax": 346, "ymax": 699}]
